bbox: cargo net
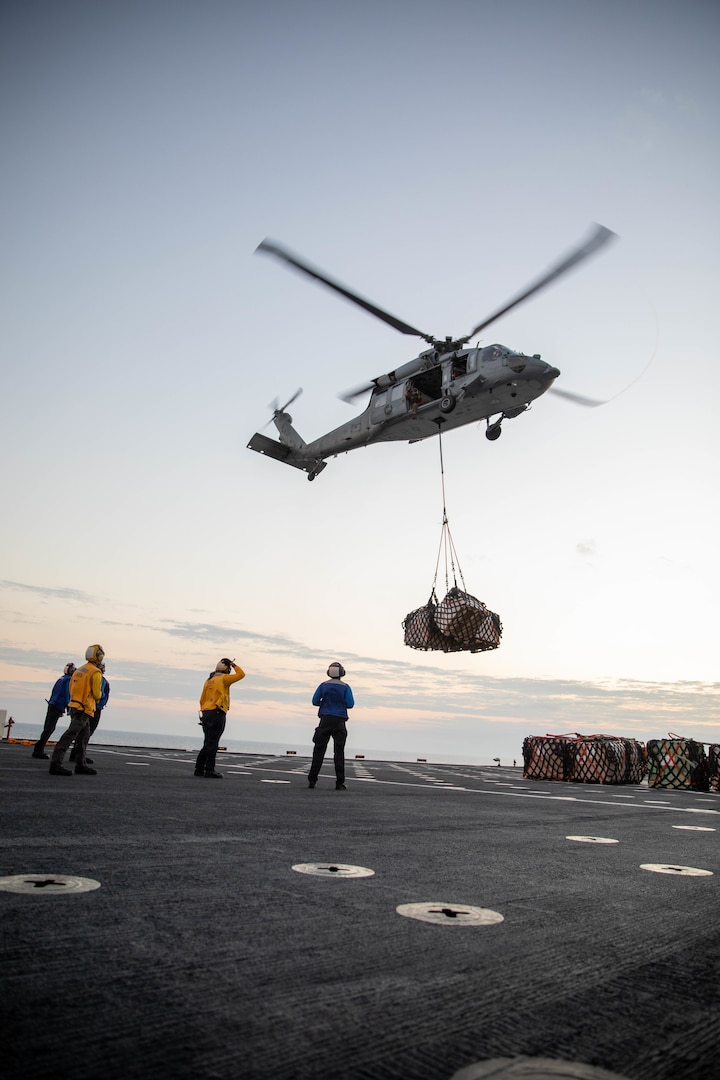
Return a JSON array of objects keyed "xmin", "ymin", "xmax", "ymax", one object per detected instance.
[
  {"xmin": 522, "ymin": 733, "xmax": 647, "ymax": 785},
  {"xmin": 709, "ymin": 745, "xmax": 720, "ymax": 794},
  {"xmin": 402, "ymin": 430, "xmax": 502, "ymax": 655},
  {"xmin": 403, "ymin": 587, "xmax": 502, "ymax": 654},
  {"xmin": 646, "ymin": 734, "xmax": 709, "ymax": 791}
]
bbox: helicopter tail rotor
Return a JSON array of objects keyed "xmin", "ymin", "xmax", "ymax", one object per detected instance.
[{"xmin": 264, "ymin": 388, "xmax": 303, "ymax": 426}]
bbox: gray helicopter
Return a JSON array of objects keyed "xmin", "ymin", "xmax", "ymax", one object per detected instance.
[{"xmin": 248, "ymin": 224, "xmax": 616, "ymax": 480}]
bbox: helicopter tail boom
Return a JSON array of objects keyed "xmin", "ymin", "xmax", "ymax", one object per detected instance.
[{"xmin": 247, "ymin": 432, "xmax": 328, "ymax": 480}]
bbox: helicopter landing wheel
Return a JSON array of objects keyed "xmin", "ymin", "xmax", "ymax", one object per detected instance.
[
  {"xmin": 485, "ymin": 422, "xmax": 502, "ymax": 441},
  {"xmin": 307, "ymin": 472, "xmax": 317, "ymax": 481},
  {"xmin": 439, "ymin": 395, "xmax": 456, "ymax": 414}
]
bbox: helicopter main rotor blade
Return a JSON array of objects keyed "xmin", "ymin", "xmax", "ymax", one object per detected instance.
[
  {"xmin": 549, "ymin": 387, "xmax": 606, "ymax": 407},
  {"xmin": 460, "ymin": 223, "xmax": 617, "ymax": 344},
  {"xmin": 256, "ymin": 239, "xmax": 434, "ymax": 341},
  {"xmin": 338, "ymin": 381, "xmax": 375, "ymax": 404}
]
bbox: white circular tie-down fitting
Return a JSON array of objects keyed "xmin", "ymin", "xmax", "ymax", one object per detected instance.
[
  {"xmin": 0, "ymin": 874, "xmax": 101, "ymax": 895},
  {"xmin": 292, "ymin": 863, "xmax": 375, "ymax": 878},
  {"xmin": 451, "ymin": 1055, "xmax": 631, "ymax": 1078},
  {"xmin": 640, "ymin": 863, "xmax": 713, "ymax": 877},
  {"xmin": 671, "ymin": 825, "xmax": 715, "ymax": 832},
  {"xmin": 566, "ymin": 836, "xmax": 619, "ymax": 844},
  {"xmin": 396, "ymin": 902, "xmax": 504, "ymax": 927}
]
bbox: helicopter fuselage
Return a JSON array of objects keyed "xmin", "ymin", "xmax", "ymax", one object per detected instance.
[{"xmin": 247, "ymin": 344, "xmax": 560, "ymax": 479}]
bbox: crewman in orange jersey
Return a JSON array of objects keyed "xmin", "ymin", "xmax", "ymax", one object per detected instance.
[
  {"xmin": 49, "ymin": 644, "xmax": 105, "ymax": 776},
  {"xmin": 194, "ymin": 658, "xmax": 246, "ymax": 778}
]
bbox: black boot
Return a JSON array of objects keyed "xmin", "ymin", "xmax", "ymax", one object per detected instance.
[
  {"xmin": 74, "ymin": 764, "xmax": 97, "ymax": 775},
  {"xmin": 32, "ymin": 744, "xmax": 49, "ymax": 759},
  {"xmin": 49, "ymin": 763, "xmax": 72, "ymax": 776}
]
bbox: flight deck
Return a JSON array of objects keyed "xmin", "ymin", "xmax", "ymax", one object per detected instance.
[{"xmin": 2, "ymin": 742, "xmax": 717, "ymax": 1080}]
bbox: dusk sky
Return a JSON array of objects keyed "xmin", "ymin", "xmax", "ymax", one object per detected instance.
[{"xmin": 1, "ymin": 0, "xmax": 718, "ymax": 762}]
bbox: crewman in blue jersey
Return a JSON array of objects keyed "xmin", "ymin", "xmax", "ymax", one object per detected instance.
[
  {"xmin": 308, "ymin": 662, "xmax": 354, "ymax": 790},
  {"xmin": 32, "ymin": 663, "xmax": 76, "ymax": 759}
]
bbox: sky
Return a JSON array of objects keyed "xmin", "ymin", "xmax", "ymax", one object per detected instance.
[{"xmin": 1, "ymin": 0, "xmax": 719, "ymax": 763}]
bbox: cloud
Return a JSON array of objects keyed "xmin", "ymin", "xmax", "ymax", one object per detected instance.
[
  {"xmin": 1, "ymin": 638, "xmax": 718, "ymax": 743},
  {"xmin": 158, "ymin": 619, "xmax": 319, "ymax": 657},
  {"xmin": 0, "ymin": 579, "xmax": 96, "ymax": 603}
]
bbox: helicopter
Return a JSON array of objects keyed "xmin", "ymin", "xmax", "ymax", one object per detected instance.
[{"xmin": 248, "ymin": 224, "xmax": 617, "ymax": 480}]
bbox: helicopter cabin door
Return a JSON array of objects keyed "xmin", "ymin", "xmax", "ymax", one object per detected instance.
[{"xmin": 370, "ymin": 383, "xmax": 410, "ymax": 423}]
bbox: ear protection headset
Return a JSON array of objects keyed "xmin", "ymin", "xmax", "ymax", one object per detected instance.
[{"xmin": 327, "ymin": 662, "xmax": 345, "ymax": 679}]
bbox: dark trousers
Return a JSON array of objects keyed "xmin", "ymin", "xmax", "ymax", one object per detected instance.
[
  {"xmin": 71, "ymin": 706, "xmax": 102, "ymax": 758},
  {"xmin": 309, "ymin": 716, "xmax": 347, "ymax": 783},
  {"xmin": 34, "ymin": 704, "xmax": 64, "ymax": 753},
  {"xmin": 51, "ymin": 709, "xmax": 91, "ymax": 766},
  {"xmin": 196, "ymin": 709, "xmax": 226, "ymax": 774}
]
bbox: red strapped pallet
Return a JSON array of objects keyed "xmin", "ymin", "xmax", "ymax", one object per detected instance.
[
  {"xmin": 647, "ymin": 734, "xmax": 709, "ymax": 791},
  {"xmin": 523, "ymin": 732, "xmax": 647, "ymax": 785},
  {"xmin": 708, "ymin": 745, "xmax": 720, "ymax": 794}
]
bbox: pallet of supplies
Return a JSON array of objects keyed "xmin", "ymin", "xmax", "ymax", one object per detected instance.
[
  {"xmin": 405, "ymin": 434, "xmax": 503, "ymax": 655},
  {"xmin": 403, "ymin": 588, "xmax": 502, "ymax": 654},
  {"xmin": 523, "ymin": 732, "xmax": 647, "ymax": 784},
  {"xmin": 435, "ymin": 587, "xmax": 502, "ymax": 652},
  {"xmin": 708, "ymin": 745, "xmax": 720, "ymax": 793},
  {"xmin": 647, "ymin": 734, "xmax": 709, "ymax": 791},
  {"xmin": 522, "ymin": 735, "xmax": 575, "ymax": 781},
  {"xmin": 403, "ymin": 597, "xmax": 465, "ymax": 653}
]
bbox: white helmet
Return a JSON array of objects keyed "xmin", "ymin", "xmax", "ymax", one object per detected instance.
[
  {"xmin": 327, "ymin": 662, "xmax": 345, "ymax": 679},
  {"xmin": 85, "ymin": 644, "xmax": 105, "ymax": 664},
  {"xmin": 64, "ymin": 663, "xmax": 76, "ymax": 676}
]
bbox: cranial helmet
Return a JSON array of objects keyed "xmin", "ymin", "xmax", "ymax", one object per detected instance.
[
  {"xmin": 64, "ymin": 663, "xmax": 76, "ymax": 676},
  {"xmin": 216, "ymin": 658, "xmax": 232, "ymax": 673},
  {"xmin": 85, "ymin": 644, "xmax": 105, "ymax": 664},
  {"xmin": 327, "ymin": 662, "xmax": 345, "ymax": 679}
]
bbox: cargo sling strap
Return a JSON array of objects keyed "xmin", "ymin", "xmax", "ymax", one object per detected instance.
[{"xmin": 402, "ymin": 430, "xmax": 502, "ymax": 654}]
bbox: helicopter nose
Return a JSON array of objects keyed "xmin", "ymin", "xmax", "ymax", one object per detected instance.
[{"xmin": 547, "ymin": 365, "xmax": 560, "ymax": 379}]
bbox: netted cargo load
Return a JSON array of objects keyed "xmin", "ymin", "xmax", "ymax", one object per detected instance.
[
  {"xmin": 403, "ymin": 596, "xmax": 466, "ymax": 653},
  {"xmin": 647, "ymin": 734, "xmax": 709, "ymax": 791},
  {"xmin": 522, "ymin": 735, "xmax": 575, "ymax": 781},
  {"xmin": 573, "ymin": 736, "xmax": 646, "ymax": 784},
  {"xmin": 403, "ymin": 588, "xmax": 501, "ymax": 654},
  {"xmin": 403, "ymin": 430, "xmax": 503, "ymax": 655},
  {"xmin": 435, "ymin": 587, "xmax": 502, "ymax": 651},
  {"xmin": 708, "ymin": 745, "xmax": 720, "ymax": 794},
  {"xmin": 523, "ymin": 732, "xmax": 647, "ymax": 784}
]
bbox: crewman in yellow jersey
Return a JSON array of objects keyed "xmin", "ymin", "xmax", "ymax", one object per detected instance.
[
  {"xmin": 195, "ymin": 658, "xmax": 246, "ymax": 778},
  {"xmin": 49, "ymin": 644, "xmax": 105, "ymax": 776}
]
